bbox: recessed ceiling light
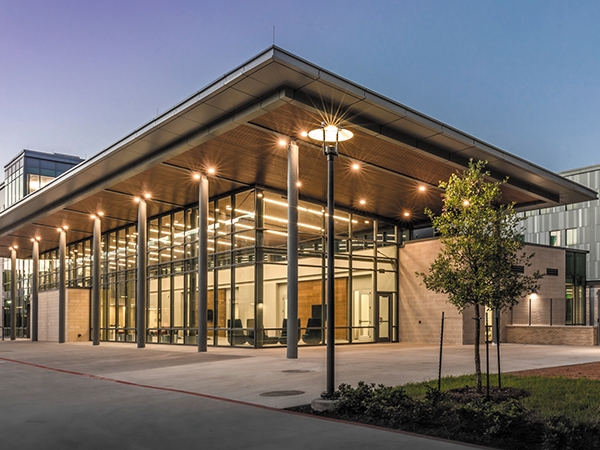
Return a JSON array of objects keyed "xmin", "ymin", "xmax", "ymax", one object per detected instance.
[
  {"xmin": 352, "ymin": 163, "xmax": 360, "ymax": 170},
  {"xmin": 359, "ymin": 199, "xmax": 366, "ymax": 205},
  {"xmin": 419, "ymin": 186, "xmax": 426, "ymax": 192}
]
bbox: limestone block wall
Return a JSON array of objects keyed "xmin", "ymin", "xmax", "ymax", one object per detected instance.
[
  {"xmin": 506, "ymin": 325, "xmax": 597, "ymax": 346},
  {"xmin": 67, "ymin": 289, "xmax": 90, "ymax": 342},
  {"xmin": 38, "ymin": 290, "xmax": 59, "ymax": 342},
  {"xmin": 400, "ymin": 239, "xmax": 571, "ymax": 345},
  {"xmin": 37, "ymin": 288, "xmax": 90, "ymax": 342},
  {"xmin": 399, "ymin": 239, "xmax": 464, "ymax": 344},
  {"xmin": 510, "ymin": 245, "xmax": 567, "ymax": 327}
]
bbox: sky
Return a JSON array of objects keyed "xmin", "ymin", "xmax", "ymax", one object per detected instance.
[{"xmin": 1, "ymin": 0, "xmax": 600, "ymax": 174}]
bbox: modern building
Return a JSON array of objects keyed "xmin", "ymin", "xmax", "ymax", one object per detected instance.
[
  {"xmin": 522, "ymin": 164, "xmax": 600, "ymax": 336},
  {"xmin": 1, "ymin": 150, "xmax": 84, "ymax": 336},
  {"xmin": 0, "ymin": 47, "xmax": 596, "ymax": 348}
]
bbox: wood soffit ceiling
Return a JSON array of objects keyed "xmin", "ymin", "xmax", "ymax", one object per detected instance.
[{"xmin": 1, "ymin": 47, "xmax": 596, "ymax": 258}]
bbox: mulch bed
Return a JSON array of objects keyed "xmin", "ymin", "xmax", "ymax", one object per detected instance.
[{"xmin": 508, "ymin": 361, "xmax": 600, "ymax": 380}]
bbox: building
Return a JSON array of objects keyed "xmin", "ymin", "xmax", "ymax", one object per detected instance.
[
  {"xmin": 0, "ymin": 47, "xmax": 596, "ymax": 347},
  {"xmin": 522, "ymin": 164, "xmax": 600, "ymax": 338},
  {"xmin": 1, "ymin": 150, "xmax": 84, "ymax": 336}
]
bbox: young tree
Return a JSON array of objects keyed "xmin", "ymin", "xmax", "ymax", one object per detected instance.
[{"xmin": 418, "ymin": 160, "xmax": 541, "ymax": 392}]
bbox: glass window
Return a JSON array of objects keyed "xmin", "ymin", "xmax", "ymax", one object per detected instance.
[
  {"xmin": 566, "ymin": 228, "xmax": 578, "ymax": 246},
  {"xmin": 550, "ymin": 230, "xmax": 561, "ymax": 247},
  {"xmin": 40, "ymin": 160, "xmax": 56, "ymax": 170}
]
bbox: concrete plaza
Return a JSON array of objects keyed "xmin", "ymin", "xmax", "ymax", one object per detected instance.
[{"xmin": 2, "ymin": 341, "xmax": 600, "ymax": 449}]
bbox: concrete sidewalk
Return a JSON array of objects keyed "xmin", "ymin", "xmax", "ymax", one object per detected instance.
[{"xmin": 2, "ymin": 341, "xmax": 600, "ymax": 449}]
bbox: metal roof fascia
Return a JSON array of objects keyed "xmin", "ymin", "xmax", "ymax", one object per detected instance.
[{"xmin": 0, "ymin": 88, "xmax": 292, "ymax": 239}]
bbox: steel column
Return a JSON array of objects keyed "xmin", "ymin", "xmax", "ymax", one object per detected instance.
[
  {"xmin": 58, "ymin": 228, "xmax": 66, "ymax": 343},
  {"xmin": 198, "ymin": 175, "xmax": 209, "ymax": 352},
  {"xmin": 136, "ymin": 200, "xmax": 147, "ymax": 348},
  {"xmin": 31, "ymin": 240, "xmax": 39, "ymax": 341},
  {"xmin": 92, "ymin": 216, "xmax": 101, "ymax": 345},
  {"xmin": 10, "ymin": 247, "xmax": 16, "ymax": 340},
  {"xmin": 287, "ymin": 141, "xmax": 299, "ymax": 359}
]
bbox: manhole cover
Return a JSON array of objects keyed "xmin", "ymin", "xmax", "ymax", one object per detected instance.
[
  {"xmin": 282, "ymin": 369, "xmax": 313, "ymax": 373},
  {"xmin": 260, "ymin": 390, "xmax": 305, "ymax": 397}
]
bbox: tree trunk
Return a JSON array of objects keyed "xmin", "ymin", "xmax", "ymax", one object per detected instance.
[{"xmin": 474, "ymin": 303, "xmax": 482, "ymax": 393}]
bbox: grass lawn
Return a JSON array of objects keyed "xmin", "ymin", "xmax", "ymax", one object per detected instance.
[{"xmin": 403, "ymin": 374, "xmax": 600, "ymax": 423}]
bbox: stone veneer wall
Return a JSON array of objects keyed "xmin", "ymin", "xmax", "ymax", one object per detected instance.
[
  {"xmin": 67, "ymin": 289, "xmax": 91, "ymax": 342},
  {"xmin": 37, "ymin": 288, "xmax": 90, "ymax": 342},
  {"xmin": 399, "ymin": 239, "xmax": 464, "ymax": 344},
  {"xmin": 38, "ymin": 290, "xmax": 59, "ymax": 342},
  {"xmin": 400, "ymin": 239, "xmax": 572, "ymax": 345},
  {"xmin": 509, "ymin": 245, "xmax": 567, "ymax": 327},
  {"xmin": 506, "ymin": 325, "xmax": 597, "ymax": 346}
]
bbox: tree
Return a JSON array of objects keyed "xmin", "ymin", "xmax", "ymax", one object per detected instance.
[{"xmin": 417, "ymin": 160, "xmax": 542, "ymax": 392}]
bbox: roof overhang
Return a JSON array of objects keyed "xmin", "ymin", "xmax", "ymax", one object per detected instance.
[{"xmin": 0, "ymin": 46, "xmax": 596, "ymax": 258}]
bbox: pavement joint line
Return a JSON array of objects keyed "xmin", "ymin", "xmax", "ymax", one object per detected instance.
[{"xmin": 0, "ymin": 355, "xmax": 490, "ymax": 449}]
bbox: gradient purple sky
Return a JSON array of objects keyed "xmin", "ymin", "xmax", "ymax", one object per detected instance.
[{"xmin": 1, "ymin": 0, "xmax": 599, "ymax": 173}]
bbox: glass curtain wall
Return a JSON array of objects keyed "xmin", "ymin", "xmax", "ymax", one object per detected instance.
[
  {"xmin": 2, "ymin": 257, "xmax": 32, "ymax": 338},
  {"xmin": 27, "ymin": 186, "xmax": 398, "ymax": 347},
  {"xmin": 566, "ymin": 250, "xmax": 586, "ymax": 325}
]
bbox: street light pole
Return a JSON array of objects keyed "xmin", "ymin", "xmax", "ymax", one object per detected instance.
[
  {"xmin": 308, "ymin": 123, "xmax": 353, "ymax": 398},
  {"xmin": 325, "ymin": 142, "xmax": 337, "ymax": 397}
]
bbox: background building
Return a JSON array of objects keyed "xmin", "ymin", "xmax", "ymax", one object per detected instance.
[
  {"xmin": 522, "ymin": 164, "xmax": 600, "ymax": 338},
  {"xmin": 1, "ymin": 150, "xmax": 84, "ymax": 337}
]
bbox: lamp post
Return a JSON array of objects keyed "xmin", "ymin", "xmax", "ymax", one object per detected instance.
[{"xmin": 308, "ymin": 123, "xmax": 353, "ymax": 397}]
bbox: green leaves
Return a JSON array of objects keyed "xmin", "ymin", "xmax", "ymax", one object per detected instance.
[
  {"xmin": 418, "ymin": 159, "xmax": 542, "ymax": 313},
  {"xmin": 417, "ymin": 160, "xmax": 543, "ymax": 392}
]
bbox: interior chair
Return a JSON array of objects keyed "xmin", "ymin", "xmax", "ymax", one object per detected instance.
[
  {"xmin": 227, "ymin": 318, "xmax": 247, "ymax": 345},
  {"xmin": 302, "ymin": 317, "xmax": 323, "ymax": 344}
]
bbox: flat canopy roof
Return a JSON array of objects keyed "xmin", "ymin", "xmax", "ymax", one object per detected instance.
[{"xmin": 0, "ymin": 46, "xmax": 596, "ymax": 258}]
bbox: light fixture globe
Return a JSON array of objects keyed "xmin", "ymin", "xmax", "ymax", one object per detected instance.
[{"xmin": 307, "ymin": 124, "xmax": 353, "ymax": 143}]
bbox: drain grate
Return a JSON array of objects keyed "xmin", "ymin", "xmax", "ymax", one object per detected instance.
[
  {"xmin": 260, "ymin": 390, "xmax": 305, "ymax": 397},
  {"xmin": 282, "ymin": 369, "xmax": 313, "ymax": 373}
]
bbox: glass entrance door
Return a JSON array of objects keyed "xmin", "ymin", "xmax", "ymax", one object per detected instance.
[
  {"xmin": 352, "ymin": 290, "xmax": 373, "ymax": 341},
  {"xmin": 377, "ymin": 293, "xmax": 392, "ymax": 342}
]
